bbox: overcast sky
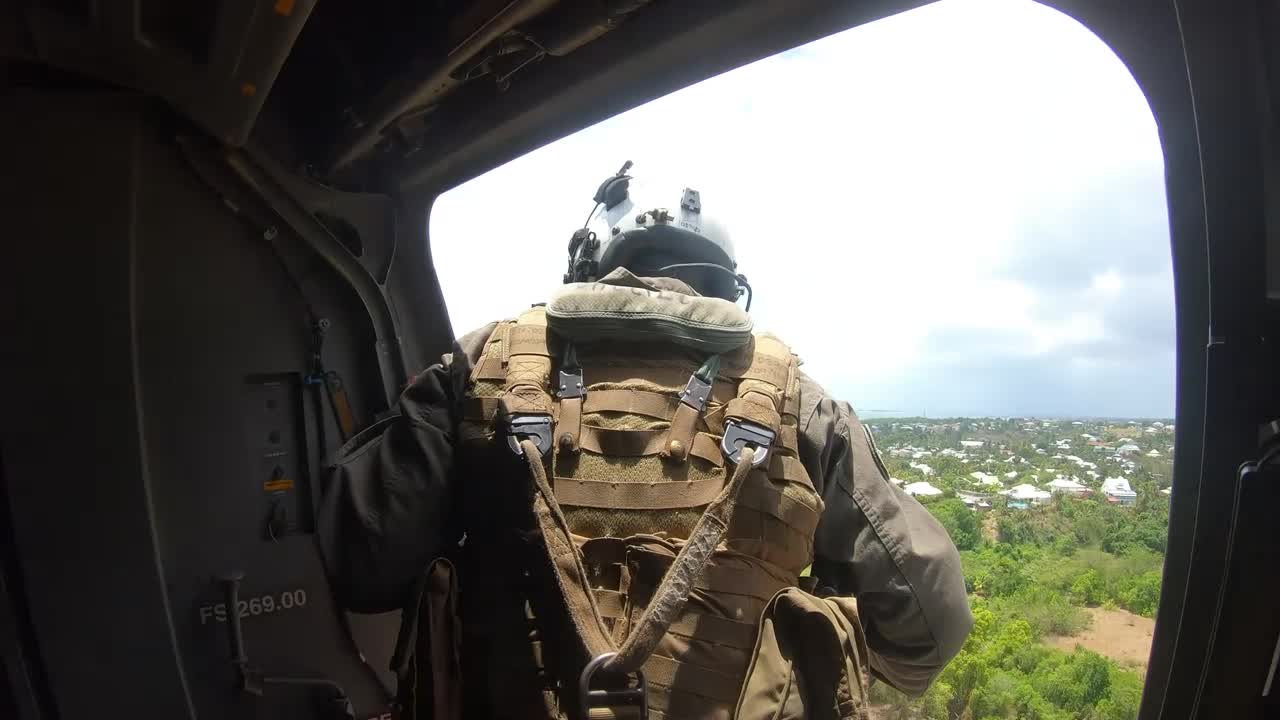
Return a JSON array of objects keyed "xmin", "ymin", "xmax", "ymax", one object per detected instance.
[{"xmin": 429, "ymin": 0, "xmax": 1174, "ymax": 419}]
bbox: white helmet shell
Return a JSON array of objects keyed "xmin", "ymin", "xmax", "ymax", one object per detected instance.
[{"xmin": 575, "ymin": 176, "xmax": 739, "ymax": 300}]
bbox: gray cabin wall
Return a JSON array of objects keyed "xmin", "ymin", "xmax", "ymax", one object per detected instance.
[{"xmin": 1, "ymin": 90, "xmax": 400, "ymax": 720}]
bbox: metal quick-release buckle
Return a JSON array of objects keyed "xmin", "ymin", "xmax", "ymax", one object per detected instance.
[
  {"xmin": 721, "ymin": 419, "xmax": 774, "ymax": 468},
  {"xmin": 679, "ymin": 373, "xmax": 712, "ymax": 411},
  {"xmin": 559, "ymin": 368, "xmax": 585, "ymax": 398},
  {"xmin": 507, "ymin": 414, "xmax": 554, "ymax": 456},
  {"xmin": 579, "ymin": 652, "xmax": 648, "ymax": 720}
]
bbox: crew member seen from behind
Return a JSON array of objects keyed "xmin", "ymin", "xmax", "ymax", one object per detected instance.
[{"xmin": 318, "ymin": 163, "xmax": 973, "ymax": 720}]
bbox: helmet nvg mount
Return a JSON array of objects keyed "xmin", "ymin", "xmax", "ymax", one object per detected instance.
[{"xmin": 564, "ymin": 161, "xmax": 750, "ymax": 306}]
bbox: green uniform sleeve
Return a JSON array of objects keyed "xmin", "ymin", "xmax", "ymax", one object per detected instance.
[{"xmin": 797, "ymin": 372, "xmax": 974, "ymax": 696}]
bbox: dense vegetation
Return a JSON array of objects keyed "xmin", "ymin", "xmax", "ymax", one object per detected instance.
[
  {"xmin": 871, "ymin": 601, "xmax": 1146, "ymax": 720},
  {"xmin": 865, "ymin": 418, "xmax": 1172, "ymax": 719}
]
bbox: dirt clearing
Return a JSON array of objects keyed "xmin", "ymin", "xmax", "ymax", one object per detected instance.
[
  {"xmin": 981, "ymin": 513, "xmax": 998, "ymax": 543},
  {"xmin": 1046, "ymin": 606, "xmax": 1155, "ymax": 670}
]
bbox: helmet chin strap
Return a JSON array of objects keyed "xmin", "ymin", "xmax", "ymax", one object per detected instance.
[{"xmin": 655, "ymin": 263, "xmax": 753, "ymax": 312}]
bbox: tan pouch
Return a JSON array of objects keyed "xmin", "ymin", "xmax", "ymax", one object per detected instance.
[{"xmin": 735, "ymin": 588, "xmax": 871, "ymax": 720}]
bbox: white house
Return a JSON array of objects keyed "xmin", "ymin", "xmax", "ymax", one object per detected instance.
[
  {"xmin": 1015, "ymin": 485, "xmax": 1053, "ymax": 500},
  {"xmin": 1160, "ymin": 487, "xmax": 1172, "ymax": 495},
  {"xmin": 1047, "ymin": 477, "xmax": 1090, "ymax": 496},
  {"xmin": 1116, "ymin": 444, "xmax": 1142, "ymax": 456},
  {"xmin": 904, "ymin": 481, "xmax": 943, "ymax": 497},
  {"xmin": 1102, "ymin": 477, "xmax": 1138, "ymax": 505},
  {"xmin": 1004, "ymin": 470, "xmax": 1019, "ymax": 479},
  {"xmin": 969, "ymin": 471, "xmax": 1003, "ymax": 487},
  {"xmin": 1005, "ymin": 483, "xmax": 1052, "ymax": 507},
  {"xmin": 909, "ymin": 462, "xmax": 934, "ymax": 476},
  {"xmin": 1065, "ymin": 455, "xmax": 1098, "ymax": 470},
  {"xmin": 957, "ymin": 490, "xmax": 994, "ymax": 509},
  {"xmin": 1147, "ymin": 449, "xmax": 1162, "ymax": 457},
  {"xmin": 960, "ymin": 440, "xmax": 985, "ymax": 448}
]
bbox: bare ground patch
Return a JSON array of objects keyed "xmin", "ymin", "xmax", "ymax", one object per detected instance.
[
  {"xmin": 981, "ymin": 513, "xmax": 998, "ymax": 543},
  {"xmin": 1046, "ymin": 606, "xmax": 1155, "ymax": 670}
]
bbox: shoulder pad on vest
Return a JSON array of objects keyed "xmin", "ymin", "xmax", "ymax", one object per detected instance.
[{"xmin": 546, "ymin": 281, "xmax": 752, "ymax": 353}]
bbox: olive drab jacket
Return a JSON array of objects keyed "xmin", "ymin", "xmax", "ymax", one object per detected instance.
[{"xmin": 317, "ymin": 279, "xmax": 973, "ymax": 719}]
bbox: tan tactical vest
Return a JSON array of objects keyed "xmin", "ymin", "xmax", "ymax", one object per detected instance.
[{"xmin": 431, "ymin": 284, "xmax": 870, "ymax": 720}]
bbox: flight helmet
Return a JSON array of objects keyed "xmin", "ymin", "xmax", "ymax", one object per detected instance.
[{"xmin": 565, "ymin": 162, "xmax": 748, "ymax": 305}]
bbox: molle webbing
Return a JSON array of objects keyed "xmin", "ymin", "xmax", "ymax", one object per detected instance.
[
  {"xmin": 519, "ymin": 438, "xmax": 761, "ymax": 682},
  {"xmin": 461, "ymin": 310, "xmax": 830, "ymax": 718},
  {"xmin": 501, "ymin": 310, "xmax": 555, "ymax": 416}
]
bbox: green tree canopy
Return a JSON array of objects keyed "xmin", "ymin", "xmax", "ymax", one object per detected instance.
[{"xmin": 927, "ymin": 498, "xmax": 982, "ymax": 551}]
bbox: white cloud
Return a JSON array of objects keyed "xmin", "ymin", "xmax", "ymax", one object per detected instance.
[
  {"xmin": 1090, "ymin": 270, "xmax": 1126, "ymax": 296},
  {"xmin": 429, "ymin": 0, "xmax": 1173, "ymax": 418}
]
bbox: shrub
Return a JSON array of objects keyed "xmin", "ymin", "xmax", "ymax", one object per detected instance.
[
  {"xmin": 1117, "ymin": 571, "xmax": 1162, "ymax": 617},
  {"xmin": 1010, "ymin": 643, "xmax": 1053, "ymax": 674},
  {"xmin": 1024, "ymin": 547, "xmax": 1164, "ymax": 614},
  {"xmin": 990, "ymin": 587, "xmax": 1091, "ymax": 638},
  {"xmin": 928, "ymin": 498, "xmax": 982, "ymax": 551},
  {"xmin": 997, "ymin": 512, "xmax": 1040, "ymax": 545},
  {"xmin": 1031, "ymin": 649, "xmax": 1112, "ymax": 713},
  {"xmin": 971, "ymin": 551, "xmax": 1034, "ymax": 597},
  {"xmin": 1070, "ymin": 569, "xmax": 1105, "ymax": 606},
  {"xmin": 1051, "ymin": 533, "xmax": 1081, "ymax": 555},
  {"xmin": 1092, "ymin": 667, "xmax": 1145, "ymax": 720}
]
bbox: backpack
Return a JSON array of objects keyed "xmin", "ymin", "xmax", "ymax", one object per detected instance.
[{"xmin": 416, "ymin": 272, "xmax": 870, "ymax": 720}]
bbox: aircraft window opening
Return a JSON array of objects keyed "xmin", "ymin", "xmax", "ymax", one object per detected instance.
[{"xmin": 430, "ymin": 1, "xmax": 1173, "ymax": 717}]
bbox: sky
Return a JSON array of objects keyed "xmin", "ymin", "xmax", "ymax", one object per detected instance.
[{"xmin": 429, "ymin": 0, "xmax": 1174, "ymax": 419}]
